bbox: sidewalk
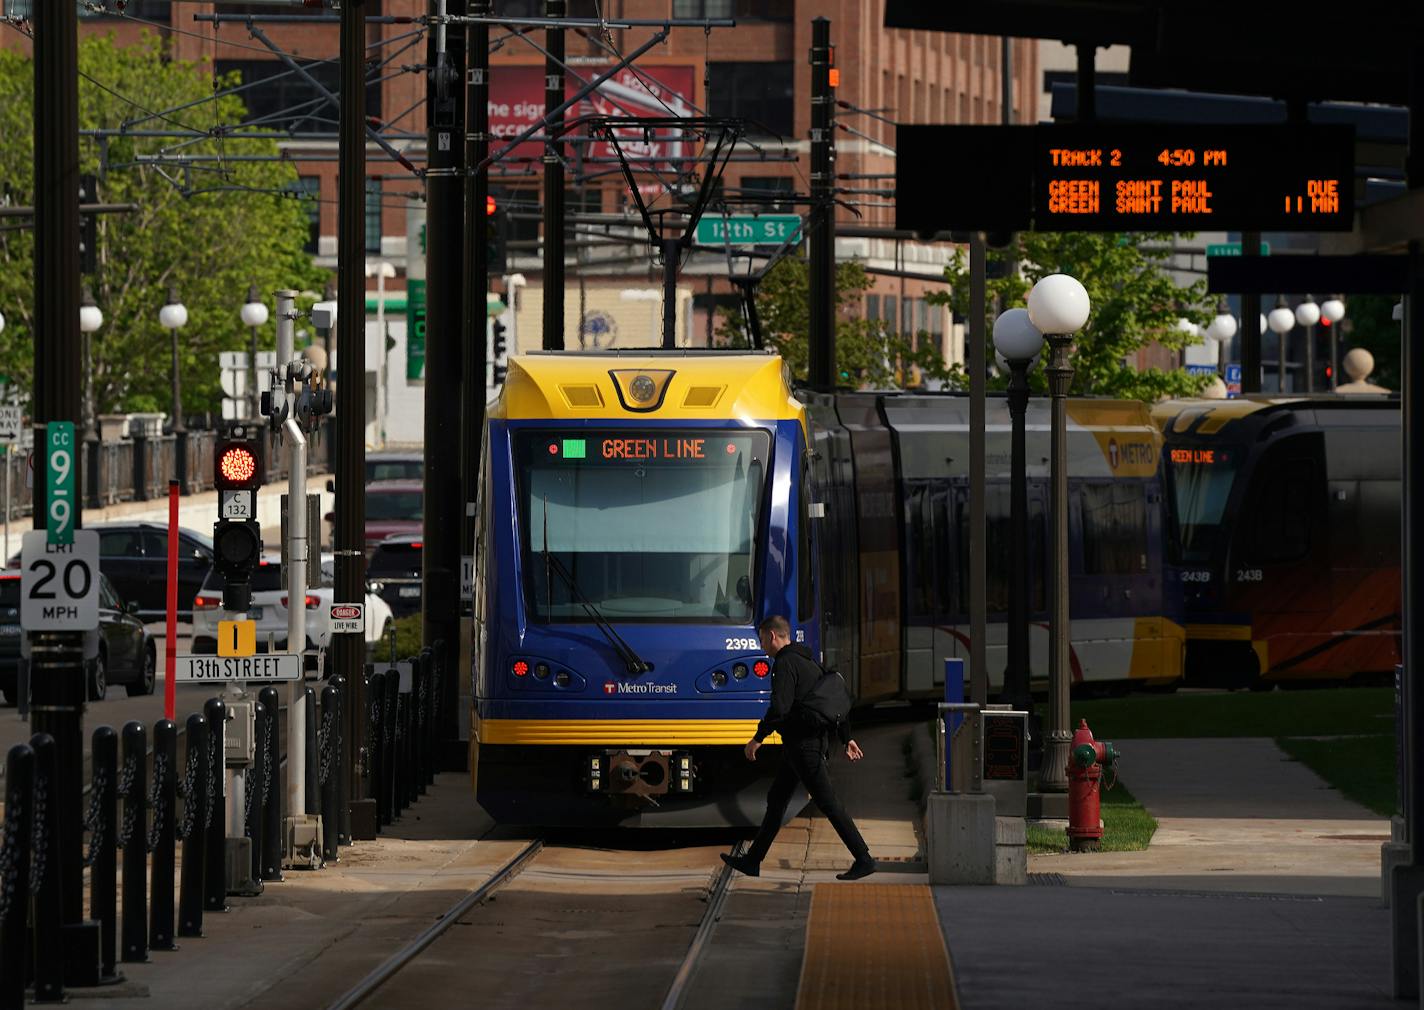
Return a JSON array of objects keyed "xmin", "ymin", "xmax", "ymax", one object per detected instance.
[{"xmin": 936, "ymin": 736, "xmax": 1394, "ymax": 1009}]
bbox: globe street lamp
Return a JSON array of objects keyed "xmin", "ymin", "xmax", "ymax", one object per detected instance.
[
  {"xmin": 992, "ymin": 308, "xmax": 1044, "ymax": 717},
  {"xmin": 1267, "ymin": 295, "xmax": 1296, "ymax": 392},
  {"xmin": 79, "ymin": 287, "xmax": 104, "ymax": 443},
  {"xmin": 159, "ymin": 285, "xmax": 189, "ymax": 434},
  {"xmin": 1295, "ymin": 294, "xmax": 1321, "ymax": 393},
  {"xmin": 1206, "ymin": 298, "xmax": 1238, "ymax": 377},
  {"xmin": 1321, "ymin": 295, "xmax": 1346, "ymax": 390},
  {"xmin": 1027, "ymin": 273, "xmax": 1091, "ymax": 795},
  {"xmin": 240, "ymin": 285, "xmax": 269, "ymax": 420}
]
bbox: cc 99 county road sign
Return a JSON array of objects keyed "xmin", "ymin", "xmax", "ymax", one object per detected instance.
[
  {"xmin": 45, "ymin": 421, "xmax": 76, "ymax": 545},
  {"xmin": 20, "ymin": 529, "xmax": 99, "ymax": 631},
  {"xmin": 896, "ymin": 124, "xmax": 1354, "ymax": 233}
]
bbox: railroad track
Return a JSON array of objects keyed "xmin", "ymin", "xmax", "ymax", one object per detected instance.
[{"xmin": 324, "ymin": 837, "xmax": 746, "ymax": 1010}]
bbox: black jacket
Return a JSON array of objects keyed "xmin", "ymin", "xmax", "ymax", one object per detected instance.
[{"xmin": 753, "ymin": 643, "xmax": 851, "ymax": 745}]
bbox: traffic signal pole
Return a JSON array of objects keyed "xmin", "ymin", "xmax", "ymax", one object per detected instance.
[
  {"xmin": 424, "ymin": 0, "xmax": 466, "ymax": 763},
  {"xmin": 542, "ymin": 0, "xmax": 566, "ymax": 351},
  {"xmin": 336, "ymin": 0, "xmax": 371, "ymax": 830},
  {"xmin": 33, "ymin": 0, "xmax": 102, "ymax": 980},
  {"xmin": 807, "ymin": 18, "xmax": 835, "ymax": 389}
]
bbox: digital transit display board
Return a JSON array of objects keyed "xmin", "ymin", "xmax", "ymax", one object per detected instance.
[{"xmin": 897, "ymin": 124, "xmax": 1355, "ymax": 233}]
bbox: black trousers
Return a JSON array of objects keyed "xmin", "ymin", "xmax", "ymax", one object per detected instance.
[{"xmin": 746, "ymin": 735, "xmax": 869, "ymax": 864}]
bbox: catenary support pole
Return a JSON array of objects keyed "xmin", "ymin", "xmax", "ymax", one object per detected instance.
[
  {"xmin": 542, "ymin": 0, "xmax": 567, "ymax": 351},
  {"xmin": 807, "ymin": 17, "xmax": 835, "ymax": 388},
  {"xmin": 969, "ymin": 233, "xmax": 988, "ymax": 708},
  {"xmin": 335, "ymin": 0, "xmax": 370, "ymax": 836},
  {"xmin": 1240, "ymin": 234, "xmax": 1262, "ymax": 394},
  {"xmin": 285, "ymin": 419, "xmax": 309, "ymax": 832}
]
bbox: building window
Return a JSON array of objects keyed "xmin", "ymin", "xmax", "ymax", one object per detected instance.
[
  {"xmin": 740, "ymin": 176, "xmax": 794, "ymax": 211},
  {"xmin": 287, "ymin": 176, "xmax": 321, "ymax": 255},
  {"xmin": 674, "ymin": 0, "xmax": 791, "ymax": 17},
  {"xmin": 865, "ymin": 296, "xmax": 880, "ymax": 322},
  {"xmin": 708, "ymin": 62, "xmax": 794, "ymax": 138},
  {"xmin": 883, "ymin": 295, "xmax": 898, "ymax": 333},
  {"xmin": 365, "ymin": 178, "xmax": 382, "ymax": 254},
  {"xmin": 216, "ymin": 59, "xmax": 380, "ymax": 135}
]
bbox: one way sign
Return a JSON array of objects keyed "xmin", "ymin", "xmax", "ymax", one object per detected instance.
[{"xmin": 0, "ymin": 406, "xmax": 21, "ymax": 445}]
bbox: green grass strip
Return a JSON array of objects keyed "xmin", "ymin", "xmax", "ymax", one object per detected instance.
[
  {"xmin": 1026, "ymin": 780, "xmax": 1159, "ymax": 855},
  {"xmin": 1063, "ymin": 687, "xmax": 1392, "ymax": 740},
  {"xmin": 1275, "ymin": 734, "xmax": 1397, "ymax": 818}
]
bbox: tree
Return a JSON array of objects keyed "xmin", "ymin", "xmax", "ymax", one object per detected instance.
[
  {"xmin": 716, "ymin": 255, "xmax": 944, "ymax": 388},
  {"xmin": 0, "ymin": 33, "xmax": 325, "ymax": 417},
  {"xmin": 932, "ymin": 232, "xmax": 1215, "ymax": 400}
]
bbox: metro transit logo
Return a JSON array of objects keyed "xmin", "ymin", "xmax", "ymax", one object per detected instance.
[
  {"xmin": 603, "ymin": 681, "xmax": 617, "ymax": 695},
  {"xmin": 603, "ymin": 681, "xmax": 676, "ymax": 696}
]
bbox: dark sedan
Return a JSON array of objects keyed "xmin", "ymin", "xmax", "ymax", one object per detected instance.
[
  {"xmin": 93, "ymin": 522, "xmax": 214, "ymax": 621},
  {"xmin": 367, "ymin": 535, "xmax": 422, "ymax": 618},
  {"xmin": 366, "ymin": 451, "xmax": 423, "ymax": 484},
  {"xmin": 0, "ymin": 572, "xmax": 155, "ymax": 705}
]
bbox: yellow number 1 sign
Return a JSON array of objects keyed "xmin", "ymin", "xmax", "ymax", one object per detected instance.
[{"xmin": 217, "ymin": 619, "xmax": 257, "ymax": 657}]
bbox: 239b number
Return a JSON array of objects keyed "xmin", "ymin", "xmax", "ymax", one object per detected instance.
[{"xmin": 725, "ymin": 637, "xmax": 759, "ymax": 651}]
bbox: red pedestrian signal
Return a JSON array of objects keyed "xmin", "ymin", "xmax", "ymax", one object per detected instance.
[
  {"xmin": 487, "ymin": 194, "xmax": 497, "ymax": 216},
  {"xmin": 214, "ymin": 435, "xmax": 263, "ymax": 491}
]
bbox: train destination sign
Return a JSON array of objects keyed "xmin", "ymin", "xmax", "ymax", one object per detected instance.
[
  {"xmin": 537, "ymin": 431, "xmax": 766, "ymax": 465},
  {"xmin": 896, "ymin": 124, "xmax": 1355, "ymax": 233}
]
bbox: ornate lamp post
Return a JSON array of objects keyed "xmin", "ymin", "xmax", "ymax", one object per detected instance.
[
  {"xmin": 79, "ymin": 287, "xmax": 103, "ymax": 441},
  {"xmin": 159, "ymin": 286, "xmax": 189, "ymax": 433},
  {"xmin": 1295, "ymin": 294, "xmax": 1321, "ymax": 392},
  {"xmin": 240, "ymin": 285, "xmax": 269, "ymax": 421},
  {"xmin": 991, "ymin": 307, "xmax": 1043, "ymax": 715},
  {"xmin": 1267, "ymin": 295, "xmax": 1296, "ymax": 392},
  {"xmin": 1027, "ymin": 273, "xmax": 1091, "ymax": 794},
  {"xmin": 1206, "ymin": 298, "xmax": 1238, "ymax": 377},
  {"xmin": 1321, "ymin": 295, "xmax": 1346, "ymax": 390}
]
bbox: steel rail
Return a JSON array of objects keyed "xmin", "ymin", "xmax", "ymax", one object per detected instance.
[
  {"xmin": 324, "ymin": 838, "xmax": 545, "ymax": 1010},
  {"xmin": 660, "ymin": 841, "xmax": 746, "ymax": 1010}
]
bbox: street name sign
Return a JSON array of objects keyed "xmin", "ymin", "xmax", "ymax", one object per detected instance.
[
  {"xmin": 330, "ymin": 602, "xmax": 364, "ymax": 634},
  {"xmin": 173, "ymin": 653, "xmax": 302, "ymax": 683},
  {"xmin": 694, "ymin": 215, "xmax": 802, "ymax": 246},
  {"xmin": 45, "ymin": 421, "xmax": 75, "ymax": 544},
  {"xmin": 20, "ymin": 529, "xmax": 99, "ymax": 631},
  {"xmin": 1205, "ymin": 241, "xmax": 1271, "ymax": 257},
  {"xmin": 0, "ymin": 407, "xmax": 21, "ymax": 445}
]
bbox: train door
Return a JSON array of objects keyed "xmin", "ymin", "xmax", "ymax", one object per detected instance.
[{"xmin": 806, "ymin": 398, "xmax": 860, "ymax": 690}]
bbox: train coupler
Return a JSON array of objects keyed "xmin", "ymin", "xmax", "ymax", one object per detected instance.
[{"xmin": 588, "ymin": 749, "xmax": 695, "ymax": 796}]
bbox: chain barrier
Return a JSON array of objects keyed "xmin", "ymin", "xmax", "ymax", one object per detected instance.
[
  {"xmin": 147, "ymin": 752, "xmax": 168, "ymax": 853},
  {"xmin": 28, "ymin": 769, "xmax": 47, "ymax": 896},
  {"xmin": 83, "ymin": 765, "xmax": 107, "ymax": 868},
  {"xmin": 205, "ymin": 733, "xmax": 218, "ymax": 831},
  {"xmin": 0, "ymin": 798, "xmax": 22, "ymax": 924},
  {"xmin": 319, "ymin": 704, "xmax": 336, "ymax": 787},
  {"xmin": 260, "ymin": 713, "xmax": 273, "ymax": 807},
  {"xmin": 116, "ymin": 753, "xmax": 138, "ymax": 850},
  {"xmin": 243, "ymin": 766, "xmax": 257, "ymax": 830},
  {"xmin": 178, "ymin": 747, "xmax": 198, "ymax": 841}
]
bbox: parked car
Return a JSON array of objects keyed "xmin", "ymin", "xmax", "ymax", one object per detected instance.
[
  {"xmin": 365, "ymin": 451, "xmax": 423, "ymax": 484},
  {"xmin": 192, "ymin": 554, "xmax": 394, "ymax": 670},
  {"xmin": 328, "ymin": 480, "xmax": 423, "ymax": 551},
  {"xmin": 0, "ymin": 571, "xmax": 155, "ymax": 705},
  {"xmin": 366, "ymin": 535, "xmax": 422, "ymax": 619}
]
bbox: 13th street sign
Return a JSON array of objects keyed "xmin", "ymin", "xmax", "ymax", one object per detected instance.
[{"xmin": 694, "ymin": 215, "xmax": 803, "ymax": 247}]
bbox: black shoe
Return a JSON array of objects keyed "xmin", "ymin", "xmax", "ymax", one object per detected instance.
[
  {"xmin": 720, "ymin": 852, "xmax": 760, "ymax": 877},
  {"xmin": 836, "ymin": 858, "xmax": 876, "ymax": 881}
]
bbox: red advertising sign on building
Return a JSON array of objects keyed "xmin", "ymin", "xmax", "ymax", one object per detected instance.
[{"xmin": 488, "ymin": 64, "xmax": 698, "ymax": 166}]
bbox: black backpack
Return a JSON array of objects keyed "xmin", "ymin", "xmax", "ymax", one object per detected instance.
[{"xmin": 795, "ymin": 665, "xmax": 853, "ymax": 732}]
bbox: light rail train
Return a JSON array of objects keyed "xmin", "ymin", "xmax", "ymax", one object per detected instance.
[{"xmin": 470, "ymin": 350, "xmax": 1182, "ymax": 826}]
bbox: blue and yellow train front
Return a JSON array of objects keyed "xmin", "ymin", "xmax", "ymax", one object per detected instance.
[{"xmin": 471, "ymin": 352, "xmax": 816, "ymax": 826}]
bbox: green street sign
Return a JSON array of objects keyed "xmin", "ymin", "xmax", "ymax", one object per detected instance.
[
  {"xmin": 405, "ymin": 278, "xmax": 427, "ymax": 382},
  {"xmin": 1206, "ymin": 241, "xmax": 1271, "ymax": 257},
  {"xmin": 45, "ymin": 421, "xmax": 75, "ymax": 545},
  {"xmin": 695, "ymin": 215, "xmax": 803, "ymax": 247}
]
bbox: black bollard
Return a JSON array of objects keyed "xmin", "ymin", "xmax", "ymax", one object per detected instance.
[
  {"xmin": 393, "ymin": 689, "xmax": 407, "ymax": 816},
  {"xmin": 149, "ymin": 720, "xmax": 178, "ymax": 951},
  {"xmin": 178, "ymin": 714, "xmax": 207, "ymax": 938},
  {"xmin": 382, "ymin": 669, "xmax": 398, "ymax": 823},
  {"xmin": 422, "ymin": 650, "xmax": 437, "ymax": 788},
  {"xmin": 320, "ymin": 684, "xmax": 340, "ymax": 862},
  {"xmin": 305, "ymin": 685, "xmax": 319, "ymax": 816},
  {"xmin": 0, "ymin": 744, "xmax": 34, "ymax": 1010},
  {"xmin": 403, "ymin": 689, "xmax": 416, "ymax": 807},
  {"xmin": 427, "ymin": 645, "xmax": 444, "ymax": 779},
  {"xmin": 248, "ymin": 703, "xmax": 267, "ymax": 882},
  {"xmin": 89, "ymin": 726, "xmax": 119, "ymax": 979},
  {"xmin": 202, "ymin": 699, "xmax": 227, "ymax": 913},
  {"xmin": 368, "ymin": 671, "xmax": 387, "ymax": 828},
  {"xmin": 414, "ymin": 653, "xmax": 429, "ymax": 796},
  {"xmin": 331, "ymin": 675, "xmax": 349, "ymax": 845},
  {"xmin": 258, "ymin": 688, "xmax": 282, "ymax": 881},
  {"xmin": 119, "ymin": 721, "xmax": 148, "ymax": 964},
  {"xmin": 29, "ymin": 732, "xmax": 63, "ymax": 1003}
]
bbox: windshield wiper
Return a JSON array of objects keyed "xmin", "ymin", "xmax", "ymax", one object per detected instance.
[{"xmin": 541, "ymin": 498, "xmax": 651, "ymax": 674}]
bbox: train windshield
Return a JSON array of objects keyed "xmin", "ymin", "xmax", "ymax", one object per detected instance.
[
  {"xmin": 1165, "ymin": 444, "xmax": 1242, "ymax": 562},
  {"xmin": 519, "ymin": 429, "xmax": 770, "ymax": 623}
]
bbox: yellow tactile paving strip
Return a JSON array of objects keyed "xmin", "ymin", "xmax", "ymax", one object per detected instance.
[{"xmin": 795, "ymin": 883, "xmax": 958, "ymax": 1010}]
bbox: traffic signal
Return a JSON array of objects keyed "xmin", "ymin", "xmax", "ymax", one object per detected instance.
[
  {"xmin": 486, "ymin": 202, "xmax": 508, "ymax": 274},
  {"xmin": 491, "ymin": 318, "xmax": 508, "ymax": 385},
  {"xmin": 213, "ymin": 432, "xmax": 264, "ymax": 611}
]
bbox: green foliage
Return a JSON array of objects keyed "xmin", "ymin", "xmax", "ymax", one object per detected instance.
[
  {"xmin": 1026, "ymin": 780, "xmax": 1158, "ymax": 854},
  {"xmin": 1276, "ymin": 734, "xmax": 1396, "ymax": 817},
  {"xmin": 717, "ymin": 256, "xmax": 947, "ymax": 389},
  {"xmin": 389, "ymin": 613, "xmax": 424, "ymax": 661},
  {"xmin": 0, "ymin": 33, "xmax": 325, "ymax": 415},
  {"xmin": 932, "ymin": 232, "xmax": 1215, "ymax": 400},
  {"xmin": 1065, "ymin": 686, "xmax": 1392, "ymax": 740}
]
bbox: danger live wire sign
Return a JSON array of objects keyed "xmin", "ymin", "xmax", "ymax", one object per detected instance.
[{"xmin": 173, "ymin": 653, "xmax": 302, "ymax": 683}]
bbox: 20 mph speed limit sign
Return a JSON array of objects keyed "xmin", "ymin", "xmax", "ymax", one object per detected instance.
[{"xmin": 20, "ymin": 529, "xmax": 99, "ymax": 631}]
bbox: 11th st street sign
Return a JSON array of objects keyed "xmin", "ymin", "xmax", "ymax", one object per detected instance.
[{"xmin": 694, "ymin": 215, "xmax": 802, "ymax": 247}]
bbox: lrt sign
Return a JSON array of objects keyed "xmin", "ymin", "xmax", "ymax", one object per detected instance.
[{"xmin": 20, "ymin": 529, "xmax": 99, "ymax": 631}]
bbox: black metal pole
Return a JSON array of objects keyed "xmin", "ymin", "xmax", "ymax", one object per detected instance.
[
  {"xmin": 149, "ymin": 720, "xmax": 177, "ymax": 952},
  {"xmin": 258, "ymin": 687, "xmax": 283, "ymax": 881},
  {"xmin": 321, "ymin": 684, "xmax": 340, "ymax": 862},
  {"xmin": 336, "ymin": 0, "xmax": 371, "ymax": 840},
  {"xmin": 119, "ymin": 721, "xmax": 147, "ymax": 963},
  {"xmin": 368, "ymin": 670, "xmax": 387, "ymax": 827},
  {"xmin": 414, "ymin": 656, "xmax": 430, "ymax": 794},
  {"xmin": 177, "ymin": 714, "xmax": 206, "ymax": 938},
  {"xmin": 394, "ymin": 690, "xmax": 407, "ymax": 815},
  {"xmin": 90, "ymin": 726, "xmax": 117, "ymax": 980},
  {"xmin": 331, "ymin": 674, "xmax": 349, "ymax": 844},
  {"xmin": 305, "ymin": 685, "xmax": 319, "ymax": 816},
  {"xmin": 0, "ymin": 744, "xmax": 34, "ymax": 1010},
  {"xmin": 542, "ymin": 0, "xmax": 566, "ymax": 351},
  {"xmin": 423, "ymin": 0, "xmax": 466, "ymax": 770},
  {"xmin": 1241, "ymin": 233, "xmax": 1263, "ymax": 393},
  {"xmin": 1005, "ymin": 362, "xmax": 1032, "ymax": 713},
  {"xmin": 383, "ymin": 670, "xmax": 398, "ymax": 823},
  {"xmin": 202, "ymin": 698, "xmax": 226, "ymax": 913},
  {"xmin": 248, "ymin": 702, "xmax": 266, "ymax": 878},
  {"xmin": 807, "ymin": 17, "xmax": 834, "ymax": 388},
  {"xmin": 427, "ymin": 645, "xmax": 442, "ymax": 787},
  {"xmin": 661, "ymin": 237, "xmax": 680, "ymax": 349},
  {"xmin": 31, "ymin": 732, "xmax": 64, "ymax": 1003}
]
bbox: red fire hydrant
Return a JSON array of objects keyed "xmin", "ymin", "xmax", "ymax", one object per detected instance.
[{"xmin": 1066, "ymin": 719, "xmax": 1119, "ymax": 852}]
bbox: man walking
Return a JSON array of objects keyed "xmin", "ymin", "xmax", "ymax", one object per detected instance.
[{"xmin": 721, "ymin": 615, "xmax": 876, "ymax": 881}]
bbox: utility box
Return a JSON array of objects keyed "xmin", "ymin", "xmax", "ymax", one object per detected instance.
[
  {"xmin": 225, "ymin": 700, "xmax": 256, "ymax": 767},
  {"xmin": 280, "ymin": 493, "xmax": 324, "ymax": 583},
  {"xmin": 285, "ymin": 814, "xmax": 324, "ymax": 870},
  {"xmin": 982, "ymin": 707, "xmax": 1028, "ymax": 818}
]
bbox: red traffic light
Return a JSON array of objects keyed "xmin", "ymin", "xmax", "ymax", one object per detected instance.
[
  {"xmin": 486, "ymin": 194, "xmax": 497, "ymax": 216},
  {"xmin": 214, "ymin": 438, "xmax": 262, "ymax": 490}
]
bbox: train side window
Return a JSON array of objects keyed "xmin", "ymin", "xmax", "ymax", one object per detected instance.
[
  {"xmin": 1252, "ymin": 459, "xmax": 1314, "ymax": 563},
  {"xmin": 1080, "ymin": 482, "xmax": 1149, "ymax": 575}
]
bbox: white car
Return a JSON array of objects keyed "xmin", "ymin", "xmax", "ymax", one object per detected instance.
[{"xmin": 192, "ymin": 554, "xmax": 394, "ymax": 671}]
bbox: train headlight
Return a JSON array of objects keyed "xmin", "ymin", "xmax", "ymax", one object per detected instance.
[
  {"xmin": 732, "ymin": 663, "xmax": 748, "ymax": 680},
  {"xmin": 554, "ymin": 670, "xmax": 571, "ymax": 688},
  {"xmin": 534, "ymin": 663, "xmax": 551, "ymax": 680},
  {"xmin": 711, "ymin": 670, "xmax": 727, "ymax": 687},
  {"xmin": 629, "ymin": 374, "xmax": 657, "ymax": 403}
]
